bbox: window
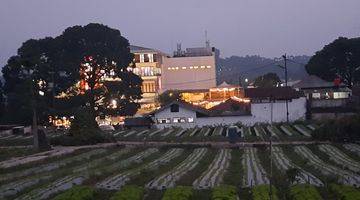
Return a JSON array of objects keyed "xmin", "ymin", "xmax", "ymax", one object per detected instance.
[
  {"xmin": 173, "ymin": 117, "xmax": 186, "ymax": 123},
  {"xmin": 140, "ymin": 54, "xmax": 144, "ymax": 63},
  {"xmin": 188, "ymin": 117, "xmax": 194, "ymax": 123},
  {"xmin": 157, "ymin": 118, "xmax": 171, "ymax": 124},
  {"xmin": 144, "ymin": 54, "xmax": 149, "ymax": 62},
  {"xmin": 312, "ymin": 93, "xmax": 321, "ymax": 99},
  {"xmin": 134, "ymin": 54, "xmax": 140, "ymax": 63},
  {"xmin": 170, "ymin": 104, "xmax": 179, "ymax": 112},
  {"xmin": 148, "ymin": 54, "xmax": 154, "ymax": 62}
]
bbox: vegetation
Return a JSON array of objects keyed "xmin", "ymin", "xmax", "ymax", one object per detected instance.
[
  {"xmin": 51, "ymin": 186, "xmax": 95, "ymax": 200},
  {"xmin": 157, "ymin": 90, "xmax": 182, "ymax": 106},
  {"xmin": 1, "ymin": 23, "xmax": 142, "ymax": 126},
  {"xmin": 211, "ymin": 185, "xmax": 238, "ymax": 200},
  {"xmin": 306, "ymin": 37, "xmax": 360, "ymax": 87},
  {"xmin": 330, "ymin": 184, "xmax": 360, "ymax": 200},
  {"xmin": 110, "ymin": 185, "xmax": 144, "ymax": 200},
  {"xmin": 223, "ymin": 149, "xmax": 243, "ymax": 186},
  {"xmin": 253, "ymin": 73, "xmax": 282, "ymax": 88},
  {"xmin": 289, "ymin": 184, "xmax": 323, "ymax": 200},
  {"xmin": 312, "ymin": 115, "xmax": 360, "ymax": 142},
  {"xmin": 252, "ymin": 185, "xmax": 279, "ymax": 200},
  {"xmin": 162, "ymin": 186, "xmax": 193, "ymax": 200}
]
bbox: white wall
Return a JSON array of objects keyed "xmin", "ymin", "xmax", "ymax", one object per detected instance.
[{"xmin": 153, "ymin": 97, "xmax": 307, "ymax": 128}]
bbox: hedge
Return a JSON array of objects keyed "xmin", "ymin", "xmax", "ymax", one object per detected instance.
[
  {"xmin": 252, "ymin": 185, "xmax": 279, "ymax": 200},
  {"xmin": 330, "ymin": 184, "xmax": 360, "ymax": 200}
]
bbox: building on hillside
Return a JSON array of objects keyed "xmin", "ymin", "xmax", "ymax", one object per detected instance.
[
  {"xmin": 149, "ymin": 87, "xmax": 306, "ymax": 128},
  {"xmin": 160, "ymin": 44, "xmax": 218, "ymax": 92},
  {"xmin": 292, "ymin": 75, "xmax": 354, "ymax": 119},
  {"xmin": 128, "ymin": 45, "xmax": 166, "ymax": 109}
]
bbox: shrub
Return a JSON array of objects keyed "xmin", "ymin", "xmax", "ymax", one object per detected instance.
[
  {"xmin": 252, "ymin": 185, "xmax": 279, "ymax": 200},
  {"xmin": 212, "ymin": 185, "xmax": 238, "ymax": 200},
  {"xmin": 51, "ymin": 186, "xmax": 95, "ymax": 200},
  {"xmin": 289, "ymin": 184, "xmax": 322, "ymax": 200},
  {"xmin": 110, "ymin": 185, "xmax": 144, "ymax": 200},
  {"xmin": 330, "ymin": 184, "xmax": 360, "ymax": 200},
  {"xmin": 162, "ymin": 186, "xmax": 193, "ymax": 200}
]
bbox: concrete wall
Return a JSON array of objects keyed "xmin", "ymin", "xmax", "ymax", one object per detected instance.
[
  {"xmin": 153, "ymin": 97, "xmax": 307, "ymax": 128},
  {"xmin": 160, "ymin": 55, "xmax": 216, "ymax": 92}
]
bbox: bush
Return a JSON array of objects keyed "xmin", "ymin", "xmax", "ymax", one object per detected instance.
[
  {"xmin": 162, "ymin": 186, "xmax": 193, "ymax": 200},
  {"xmin": 212, "ymin": 185, "xmax": 238, "ymax": 200},
  {"xmin": 110, "ymin": 185, "xmax": 144, "ymax": 200},
  {"xmin": 312, "ymin": 115, "xmax": 360, "ymax": 142},
  {"xmin": 252, "ymin": 185, "xmax": 279, "ymax": 200},
  {"xmin": 289, "ymin": 184, "xmax": 322, "ymax": 200},
  {"xmin": 51, "ymin": 186, "xmax": 95, "ymax": 200},
  {"xmin": 330, "ymin": 184, "xmax": 360, "ymax": 200}
]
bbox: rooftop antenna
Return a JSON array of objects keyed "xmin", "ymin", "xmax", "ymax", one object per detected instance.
[{"xmin": 205, "ymin": 30, "xmax": 210, "ymax": 48}]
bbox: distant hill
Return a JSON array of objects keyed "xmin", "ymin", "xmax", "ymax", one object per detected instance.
[{"xmin": 217, "ymin": 55, "xmax": 310, "ymax": 85}]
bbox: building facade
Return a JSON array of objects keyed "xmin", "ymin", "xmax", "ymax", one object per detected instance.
[{"xmin": 160, "ymin": 46, "xmax": 218, "ymax": 92}]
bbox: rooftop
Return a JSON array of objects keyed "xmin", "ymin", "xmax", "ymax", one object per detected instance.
[
  {"xmin": 293, "ymin": 75, "xmax": 344, "ymax": 89},
  {"xmin": 244, "ymin": 87, "xmax": 303, "ymax": 100}
]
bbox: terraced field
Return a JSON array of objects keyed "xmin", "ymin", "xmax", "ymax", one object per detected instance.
[{"xmin": 1, "ymin": 123, "xmax": 360, "ymax": 200}]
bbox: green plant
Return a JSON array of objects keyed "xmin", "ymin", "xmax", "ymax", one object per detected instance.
[
  {"xmin": 330, "ymin": 184, "xmax": 360, "ymax": 200},
  {"xmin": 51, "ymin": 186, "xmax": 95, "ymax": 200},
  {"xmin": 110, "ymin": 185, "xmax": 144, "ymax": 200},
  {"xmin": 289, "ymin": 184, "xmax": 323, "ymax": 200},
  {"xmin": 162, "ymin": 186, "xmax": 193, "ymax": 200},
  {"xmin": 252, "ymin": 185, "xmax": 279, "ymax": 200},
  {"xmin": 212, "ymin": 185, "xmax": 238, "ymax": 200}
]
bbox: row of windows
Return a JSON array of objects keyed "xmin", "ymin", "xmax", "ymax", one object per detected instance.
[
  {"xmin": 128, "ymin": 67, "xmax": 161, "ymax": 77},
  {"xmin": 142, "ymin": 82, "xmax": 156, "ymax": 93},
  {"xmin": 157, "ymin": 117, "xmax": 194, "ymax": 124},
  {"xmin": 167, "ymin": 65, "xmax": 212, "ymax": 70},
  {"xmin": 134, "ymin": 54, "xmax": 157, "ymax": 63}
]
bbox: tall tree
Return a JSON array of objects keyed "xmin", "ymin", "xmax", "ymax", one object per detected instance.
[
  {"xmin": 157, "ymin": 90, "xmax": 182, "ymax": 106},
  {"xmin": 253, "ymin": 73, "xmax": 281, "ymax": 88},
  {"xmin": 54, "ymin": 23, "xmax": 142, "ymax": 124},
  {"xmin": 306, "ymin": 37, "xmax": 360, "ymax": 87}
]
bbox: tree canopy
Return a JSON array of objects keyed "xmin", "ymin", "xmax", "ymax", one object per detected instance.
[
  {"xmin": 253, "ymin": 73, "xmax": 281, "ymax": 88},
  {"xmin": 306, "ymin": 37, "xmax": 360, "ymax": 87},
  {"xmin": 1, "ymin": 23, "xmax": 142, "ymax": 125},
  {"xmin": 157, "ymin": 90, "xmax": 182, "ymax": 106}
]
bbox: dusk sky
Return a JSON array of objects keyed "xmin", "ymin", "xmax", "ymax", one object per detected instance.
[{"xmin": 1, "ymin": 0, "xmax": 359, "ymax": 70}]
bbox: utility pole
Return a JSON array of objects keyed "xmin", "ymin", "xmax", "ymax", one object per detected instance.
[{"xmin": 282, "ymin": 54, "xmax": 289, "ymax": 123}]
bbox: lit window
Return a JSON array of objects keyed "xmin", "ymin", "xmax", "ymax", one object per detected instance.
[
  {"xmin": 200, "ymin": 66, "xmax": 205, "ymax": 69},
  {"xmin": 168, "ymin": 67, "xmax": 171, "ymax": 70},
  {"xmin": 157, "ymin": 118, "xmax": 171, "ymax": 124},
  {"xmin": 188, "ymin": 118, "xmax": 194, "ymax": 123},
  {"xmin": 190, "ymin": 66, "xmax": 194, "ymax": 69},
  {"xmin": 194, "ymin": 66, "xmax": 199, "ymax": 69},
  {"xmin": 173, "ymin": 118, "xmax": 180, "ymax": 123},
  {"xmin": 175, "ymin": 67, "xmax": 179, "ymax": 70},
  {"xmin": 140, "ymin": 54, "xmax": 145, "ymax": 63},
  {"xmin": 182, "ymin": 67, "xmax": 187, "ymax": 69},
  {"xmin": 312, "ymin": 93, "xmax": 321, "ymax": 99},
  {"xmin": 206, "ymin": 66, "xmax": 211, "ymax": 68},
  {"xmin": 148, "ymin": 54, "xmax": 154, "ymax": 62}
]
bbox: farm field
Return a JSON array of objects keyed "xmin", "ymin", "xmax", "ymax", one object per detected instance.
[{"xmin": 1, "ymin": 142, "xmax": 360, "ymax": 199}]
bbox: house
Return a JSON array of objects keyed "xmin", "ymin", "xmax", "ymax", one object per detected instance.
[
  {"xmin": 149, "ymin": 87, "xmax": 307, "ymax": 128},
  {"xmin": 292, "ymin": 75, "xmax": 354, "ymax": 119}
]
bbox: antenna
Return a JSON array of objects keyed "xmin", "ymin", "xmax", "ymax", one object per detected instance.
[{"xmin": 205, "ymin": 30, "xmax": 210, "ymax": 48}]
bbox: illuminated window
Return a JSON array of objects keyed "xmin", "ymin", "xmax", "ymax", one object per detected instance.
[
  {"xmin": 140, "ymin": 54, "xmax": 144, "ymax": 63},
  {"xmin": 206, "ymin": 66, "xmax": 211, "ymax": 68},
  {"xmin": 182, "ymin": 67, "xmax": 187, "ymax": 69},
  {"xmin": 200, "ymin": 66, "xmax": 205, "ymax": 69},
  {"xmin": 190, "ymin": 66, "xmax": 194, "ymax": 69},
  {"xmin": 188, "ymin": 118, "xmax": 194, "ymax": 123},
  {"xmin": 312, "ymin": 93, "xmax": 321, "ymax": 99},
  {"xmin": 194, "ymin": 66, "xmax": 199, "ymax": 69},
  {"xmin": 175, "ymin": 67, "xmax": 179, "ymax": 70},
  {"xmin": 173, "ymin": 117, "xmax": 186, "ymax": 123},
  {"xmin": 157, "ymin": 118, "xmax": 171, "ymax": 124},
  {"xmin": 148, "ymin": 54, "xmax": 154, "ymax": 62},
  {"xmin": 168, "ymin": 67, "xmax": 171, "ymax": 70}
]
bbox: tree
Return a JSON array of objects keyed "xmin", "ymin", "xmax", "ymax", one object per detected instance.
[
  {"xmin": 306, "ymin": 37, "xmax": 360, "ymax": 87},
  {"xmin": 157, "ymin": 90, "xmax": 182, "ymax": 106},
  {"xmin": 253, "ymin": 73, "xmax": 281, "ymax": 88},
  {"xmin": 54, "ymin": 23, "xmax": 142, "ymax": 124},
  {"xmin": 286, "ymin": 168, "xmax": 300, "ymax": 185},
  {"xmin": 0, "ymin": 79, "xmax": 4, "ymax": 120}
]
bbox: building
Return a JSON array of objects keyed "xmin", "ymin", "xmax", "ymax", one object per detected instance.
[
  {"xmin": 150, "ymin": 87, "xmax": 306, "ymax": 128},
  {"xmin": 160, "ymin": 45, "xmax": 218, "ymax": 92},
  {"xmin": 292, "ymin": 75, "xmax": 353, "ymax": 119},
  {"xmin": 128, "ymin": 45, "xmax": 165, "ymax": 108}
]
